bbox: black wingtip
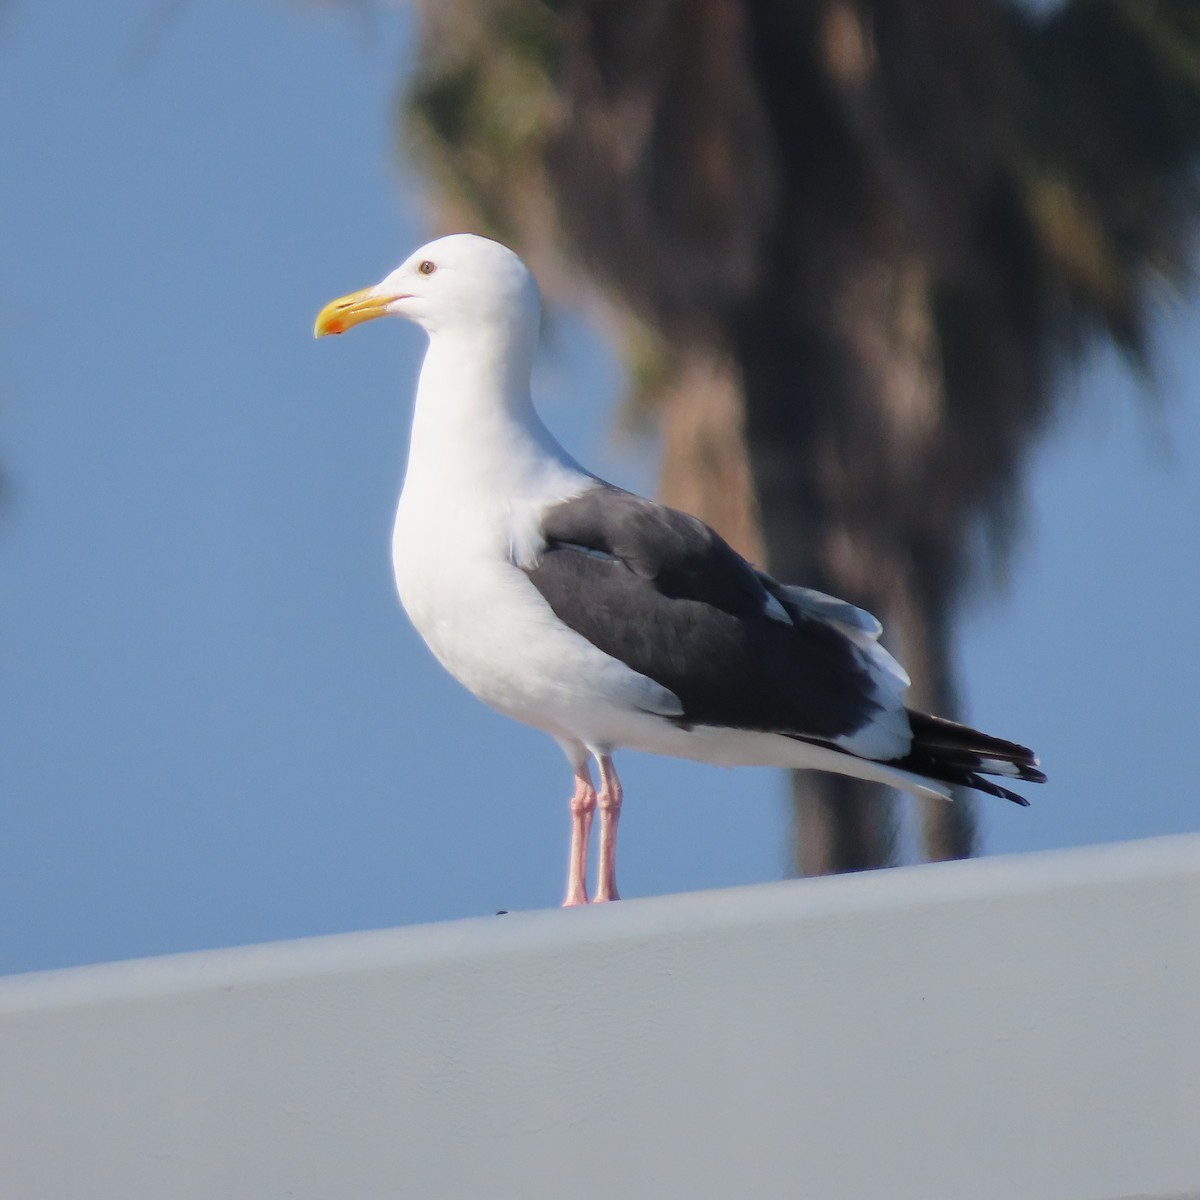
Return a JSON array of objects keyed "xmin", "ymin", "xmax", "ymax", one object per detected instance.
[
  {"xmin": 972, "ymin": 774, "xmax": 1034, "ymax": 806},
  {"xmin": 901, "ymin": 709, "xmax": 1046, "ymax": 805}
]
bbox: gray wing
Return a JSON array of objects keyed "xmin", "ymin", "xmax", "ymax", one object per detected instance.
[{"xmin": 521, "ymin": 485, "xmax": 886, "ymax": 743}]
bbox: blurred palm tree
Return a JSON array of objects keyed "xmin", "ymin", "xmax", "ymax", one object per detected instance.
[{"xmin": 399, "ymin": 0, "xmax": 1200, "ymax": 874}]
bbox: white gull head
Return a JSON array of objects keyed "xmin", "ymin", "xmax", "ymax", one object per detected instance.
[{"xmin": 314, "ymin": 233, "xmax": 540, "ymax": 342}]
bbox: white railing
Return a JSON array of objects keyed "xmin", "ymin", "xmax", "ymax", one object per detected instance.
[{"xmin": 2, "ymin": 834, "xmax": 1198, "ymax": 1200}]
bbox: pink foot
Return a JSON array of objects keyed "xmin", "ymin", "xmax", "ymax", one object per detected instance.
[
  {"xmin": 593, "ymin": 755, "xmax": 623, "ymax": 903},
  {"xmin": 563, "ymin": 765, "xmax": 596, "ymax": 907}
]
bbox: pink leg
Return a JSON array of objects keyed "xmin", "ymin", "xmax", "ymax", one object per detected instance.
[
  {"xmin": 593, "ymin": 754, "xmax": 623, "ymax": 903},
  {"xmin": 563, "ymin": 762, "xmax": 596, "ymax": 907}
]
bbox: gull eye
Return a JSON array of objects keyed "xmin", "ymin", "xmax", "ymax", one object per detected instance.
[{"xmin": 418, "ymin": 260, "xmax": 437, "ymax": 276}]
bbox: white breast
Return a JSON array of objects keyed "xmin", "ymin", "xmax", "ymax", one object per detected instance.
[{"xmin": 391, "ymin": 470, "xmax": 682, "ymax": 749}]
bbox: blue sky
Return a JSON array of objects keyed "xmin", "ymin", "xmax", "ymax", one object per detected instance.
[{"xmin": 2, "ymin": 1, "xmax": 1198, "ymax": 976}]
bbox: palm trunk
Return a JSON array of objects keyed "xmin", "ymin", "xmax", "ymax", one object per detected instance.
[
  {"xmin": 730, "ymin": 212, "xmax": 978, "ymax": 873},
  {"xmin": 647, "ymin": 237, "xmax": 982, "ymax": 877}
]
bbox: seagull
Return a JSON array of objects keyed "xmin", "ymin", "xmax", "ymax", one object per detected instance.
[{"xmin": 315, "ymin": 234, "xmax": 1044, "ymax": 906}]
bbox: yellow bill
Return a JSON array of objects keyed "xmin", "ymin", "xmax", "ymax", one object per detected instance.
[{"xmin": 313, "ymin": 287, "xmax": 402, "ymax": 338}]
